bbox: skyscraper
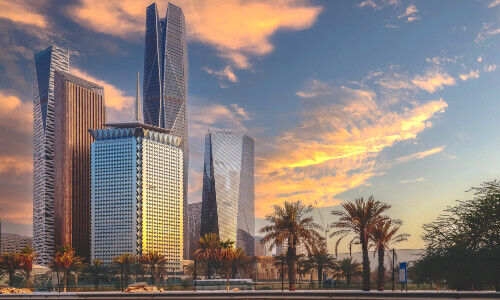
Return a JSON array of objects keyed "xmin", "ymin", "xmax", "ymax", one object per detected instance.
[
  {"xmin": 53, "ymin": 70, "xmax": 106, "ymax": 261},
  {"xmin": 143, "ymin": 2, "xmax": 189, "ymax": 258},
  {"xmin": 187, "ymin": 201, "xmax": 202, "ymax": 259},
  {"xmin": 90, "ymin": 123, "xmax": 183, "ymax": 268},
  {"xmin": 33, "ymin": 45, "xmax": 69, "ymax": 265},
  {"xmin": 200, "ymin": 131, "xmax": 255, "ymax": 255}
]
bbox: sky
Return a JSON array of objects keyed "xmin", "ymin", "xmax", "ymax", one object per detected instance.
[{"xmin": 0, "ymin": 0, "xmax": 499, "ymax": 254}]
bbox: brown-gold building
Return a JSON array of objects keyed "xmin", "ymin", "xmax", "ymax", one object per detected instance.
[{"xmin": 54, "ymin": 70, "xmax": 106, "ymax": 260}]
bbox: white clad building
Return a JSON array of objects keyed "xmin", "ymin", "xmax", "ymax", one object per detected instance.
[{"xmin": 90, "ymin": 123, "xmax": 183, "ymax": 271}]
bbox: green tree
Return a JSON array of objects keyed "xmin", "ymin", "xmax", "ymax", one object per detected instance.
[
  {"xmin": 369, "ymin": 219, "xmax": 409, "ymax": 291},
  {"xmin": 112, "ymin": 253, "xmax": 136, "ymax": 291},
  {"xmin": 417, "ymin": 180, "xmax": 500, "ymax": 290},
  {"xmin": 333, "ymin": 257, "xmax": 362, "ymax": 286},
  {"xmin": 0, "ymin": 253, "xmax": 20, "ymax": 286},
  {"xmin": 260, "ymin": 201, "xmax": 323, "ymax": 291},
  {"xmin": 195, "ymin": 233, "xmax": 220, "ymax": 278},
  {"xmin": 140, "ymin": 251, "xmax": 167, "ymax": 286},
  {"xmin": 85, "ymin": 259, "xmax": 107, "ymax": 291},
  {"xmin": 304, "ymin": 248, "xmax": 337, "ymax": 288},
  {"xmin": 19, "ymin": 246, "xmax": 37, "ymax": 288},
  {"xmin": 330, "ymin": 196, "xmax": 391, "ymax": 291}
]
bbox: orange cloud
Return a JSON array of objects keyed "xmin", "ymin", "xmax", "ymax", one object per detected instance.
[
  {"xmin": 0, "ymin": 91, "xmax": 32, "ymax": 134},
  {"xmin": 459, "ymin": 70, "xmax": 480, "ymax": 81},
  {"xmin": 255, "ymin": 85, "xmax": 448, "ymax": 217},
  {"xmin": 411, "ymin": 69, "xmax": 455, "ymax": 92},
  {"xmin": 0, "ymin": 0, "xmax": 48, "ymax": 28},
  {"xmin": 69, "ymin": 0, "xmax": 323, "ymax": 68},
  {"xmin": 396, "ymin": 145, "xmax": 446, "ymax": 163},
  {"xmin": 72, "ymin": 68, "xmax": 134, "ymax": 112}
]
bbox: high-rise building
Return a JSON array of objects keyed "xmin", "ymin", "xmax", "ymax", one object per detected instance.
[
  {"xmin": 90, "ymin": 123, "xmax": 183, "ymax": 268},
  {"xmin": 53, "ymin": 71, "xmax": 106, "ymax": 261},
  {"xmin": 187, "ymin": 202, "xmax": 202, "ymax": 259},
  {"xmin": 33, "ymin": 45, "xmax": 70, "ymax": 265},
  {"xmin": 200, "ymin": 131, "xmax": 255, "ymax": 255},
  {"xmin": 143, "ymin": 2, "xmax": 189, "ymax": 258}
]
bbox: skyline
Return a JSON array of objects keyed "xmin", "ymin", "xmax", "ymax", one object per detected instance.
[{"xmin": 1, "ymin": 0, "xmax": 500, "ymax": 255}]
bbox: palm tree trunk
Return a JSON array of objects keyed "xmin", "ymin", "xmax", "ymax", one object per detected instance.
[
  {"xmin": 8, "ymin": 270, "xmax": 14, "ymax": 287},
  {"xmin": 65, "ymin": 270, "xmax": 69, "ymax": 292},
  {"xmin": 318, "ymin": 267, "xmax": 323, "ymax": 288},
  {"xmin": 226, "ymin": 262, "xmax": 230, "ymax": 292},
  {"xmin": 360, "ymin": 233, "xmax": 371, "ymax": 291},
  {"xmin": 287, "ymin": 240, "xmax": 296, "ymax": 291},
  {"xmin": 377, "ymin": 247, "xmax": 385, "ymax": 291}
]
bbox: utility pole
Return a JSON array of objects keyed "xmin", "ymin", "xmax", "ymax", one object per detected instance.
[{"xmin": 392, "ymin": 248, "xmax": 395, "ymax": 291}]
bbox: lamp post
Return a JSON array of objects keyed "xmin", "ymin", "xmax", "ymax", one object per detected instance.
[{"xmin": 392, "ymin": 248, "xmax": 395, "ymax": 291}]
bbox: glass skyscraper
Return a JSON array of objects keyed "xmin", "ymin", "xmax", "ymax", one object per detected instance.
[
  {"xmin": 200, "ymin": 131, "xmax": 255, "ymax": 255},
  {"xmin": 90, "ymin": 123, "xmax": 183, "ymax": 268},
  {"xmin": 33, "ymin": 45, "xmax": 69, "ymax": 266},
  {"xmin": 143, "ymin": 2, "xmax": 189, "ymax": 258}
]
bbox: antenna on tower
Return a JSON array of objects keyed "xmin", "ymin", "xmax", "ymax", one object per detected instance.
[{"xmin": 135, "ymin": 70, "xmax": 141, "ymax": 123}]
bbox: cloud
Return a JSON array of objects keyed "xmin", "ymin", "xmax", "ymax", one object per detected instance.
[
  {"xmin": 358, "ymin": 0, "xmax": 380, "ymax": 9},
  {"xmin": 255, "ymin": 83, "xmax": 448, "ymax": 217},
  {"xmin": 203, "ymin": 65, "xmax": 238, "ymax": 83},
  {"xmin": 69, "ymin": 0, "xmax": 145, "ymax": 38},
  {"xmin": 296, "ymin": 79, "xmax": 334, "ymax": 98},
  {"xmin": 68, "ymin": 0, "xmax": 323, "ymax": 69},
  {"xmin": 489, "ymin": 0, "xmax": 500, "ymax": 8},
  {"xmin": 484, "ymin": 64, "xmax": 496, "ymax": 72},
  {"xmin": 459, "ymin": 70, "xmax": 480, "ymax": 81},
  {"xmin": 477, "ymin": 56, "xmax": 482, "ymax": 62},
  {"xmin": 376, "ymin": 68, "xmax": 456, "ymax": 93},
  {"xmin": 0, "ymin": 0, "xmax": 48, "ymax": 28},
  {"xmin": 0, "ymin": 90, "xmax": 34, "ymax": 228},
  {"xmin": 396, "ymin": 145, "xmax": 446, "ymax": 163},
  {"xmin": 189, "ymin": 98, "xmax": 251, "ymax": 142},
  {"xmin": 71, "ymin": 68, "xmax": 134, "ymax": 121},
  {"xmin": 398, "ymin": 5, "xmax": 419, "ymax": 22},
  {"xmin": 425, "ymin": 56, "xmax": 458, "ymax": 65},
  {"xmin": 410, "ymin": 69, "xmax": 456, "ymax": 93},
  {"xmin": 358, "ymin": 0, "xmax": 400, "ymax": 10},
  {"xmin": 400, "ymin": 177, "xmax": 425, "ymax": 184}
]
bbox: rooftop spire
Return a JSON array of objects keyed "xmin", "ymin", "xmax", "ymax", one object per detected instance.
[{"xmin": 135, "ymin": 70, "xmax": 141, "ymax": 122}]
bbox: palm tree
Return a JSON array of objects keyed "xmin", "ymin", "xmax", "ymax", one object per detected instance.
[
  {"xmin": 260, "ymin": 201, "xmax": 323, "ymax": 291},
  {"xmin": 112, "ymin": 253, "xmax": 136, "ymax": 292},
  {"xmin": 305, "ymin": 248, "xmax": 336, "ymax": 288},
  {"xmin": 231, "ymin": 247, "xmax": 246, "ymax": 278},
  {"xmin": 54, "ymin": 245, "xmax": 84, "ymax": 292},
  {"xmin": 370, "ymin": 219, "xmax": 409, "ymax": 291},
  {"xmin": 0, "ymin": 253, "xmax": 20, "ymax": 286},
  {"xmin": 334, "ymin": 257, "xmax": 362, "ymax": 286},
  {"xmin": 86, "ymin": 259, "xmax": 107, "ymax": 291},
  {"xmin": 218, "ymin": 239, "xmax": 235, "ymax": 292},
  {"xmin": 140, "ymin": 251, "xmax": 167, "ymax": 286},
  {"xmin": 19, "ymin": 246, "xmax": 37, "ymax": 288},
  {"xmin": 330, "ymin": 196, "xmax": 390, "ymax": 291},
  {"xmin": 195, "ymin": 233, "xmax": 220, "ymax": 278}
]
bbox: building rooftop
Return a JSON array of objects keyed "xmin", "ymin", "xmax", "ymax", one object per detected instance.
[
  {"xmin": 55, "ymin": 70, "xmax": 103, "ymax": 94},
  {"xmin": 104, "ymin": 122, "xmax": 171, "ymax": 134}
]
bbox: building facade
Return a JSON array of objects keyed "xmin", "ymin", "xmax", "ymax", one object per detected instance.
[
  {"xmin": 33, "ymin": 45, "xmax": 70, "ymax": 265},
  {"xmin": 90, "ymin": 124, "xmax": 183, "ymax": 269},
  {"xmin": 143, "ymin": 2, "xmax": 189, "ymax": 258},
  {"xmin": 200, "ymin": 131, "xmax": 255, "ymax": 255},
  {"xmin": 1, "ymin": 233, "xmax": 33, "ymax": 254},
  {"xmin": 187, "ymin": 201, "xmax": 202, "ymax": 259},
  {"xmin": 53, "ymin": 71, "xmax": 106, "ymax": 261}
]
